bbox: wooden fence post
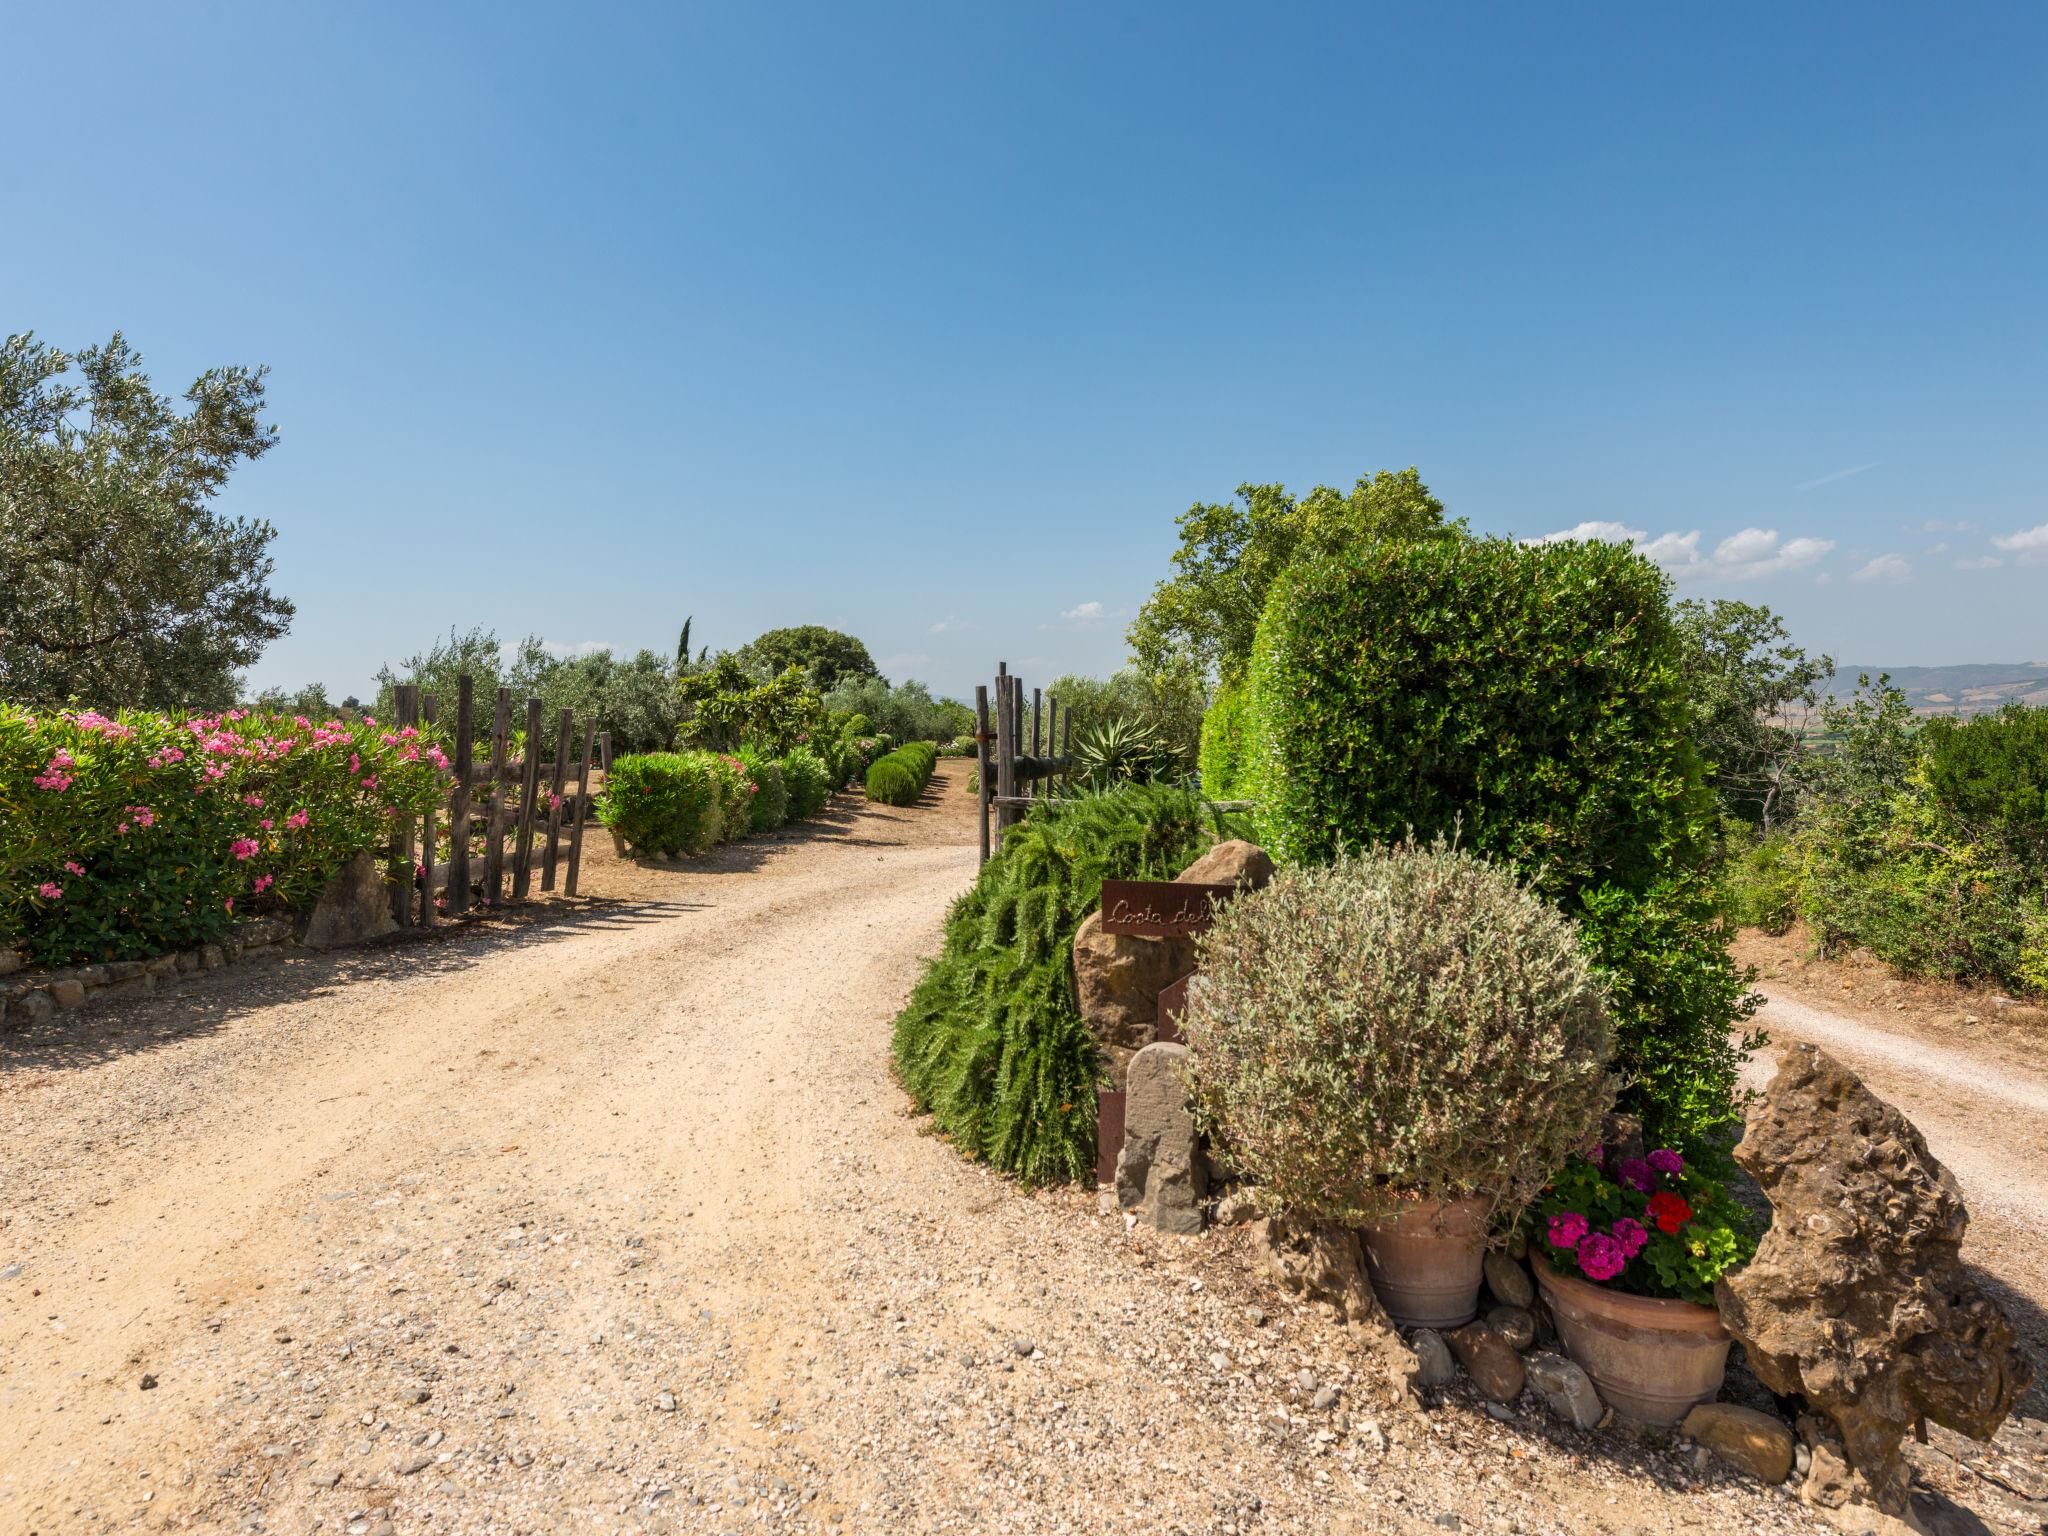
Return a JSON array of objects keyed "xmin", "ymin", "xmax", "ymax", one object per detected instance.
[
  {"xmin": 418, "ymin": 691, "xmax": 438, "ymax": 927},
  {"xmin": 1031, "ymin": 686, "xmax": 1043, "ymax": 799},
  {"xmin": 446, "ymin": 675, "xmax": 474, "ymax": 915},
  {"xmin": 512, "ymin": 697, "xmax": 543, "ymax": 900},
  {"xmin": 565, "ymin": 719, "xmax": 598, "ymax": 896},
  {"xmin": 974, "ymin": 684, "xmax": 992, "ymax": 866},
  {"xmin": 994, "ymin": 665, "xmax": 1015, "ymax": 841},
  {"xmin": 482, "ymin": 687, "xmax": 511, "ymax": 906},
  {"xmin": 541, "ymin": 707, "xmax": 571, "ymax": 892},
  {"xmin": 389, "ymin": 686, "xmax": 417, "ymax": 925}
]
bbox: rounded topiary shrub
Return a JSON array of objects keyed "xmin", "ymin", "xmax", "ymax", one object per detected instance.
[
  {"xmin": 597, "ymin": 752, "xmax": 723, "ymax": 856},
  {"xmin": 864, "ymin": 757, "xmax": 920, "ymax": 805},
  {"xmin": 1183, "ymin": 838, "xmax": 1614, "ymax": 1228}
]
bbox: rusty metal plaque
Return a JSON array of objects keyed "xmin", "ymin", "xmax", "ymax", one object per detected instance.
[
  {"xmin": 1096, "ymin": 1089, "xmax": 1126, "ymax": 1188},
  {"xmin": 1098, "ymin": 880, "xmax": 1236, "ymax": 938},
  {"xmin": 1156, "ymin": 971, "xmax": 1194, "ymax": 1044}
]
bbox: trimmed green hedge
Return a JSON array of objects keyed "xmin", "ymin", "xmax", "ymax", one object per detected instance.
[
  {"xmin": 736, "ymin": 747, "xmax": 789, "ymax": 832},
  {"xmin": 864, "ymin": 740, "xmax": 939, "ymax": 805},
  {"xmin": 780, "ymin": 747, "xmax": 833, "ymax": 819},
  {"xmin": 1197, "ymin": 677, "xmax": 1251, "ymax": 800},
  {"xmin": 892, "ymin": 784, "xmax": 1225, "ymax": 1184},
  {"xmin": 1244, "ymin": 536, "xmax": 1754, "ymax": 1154}
]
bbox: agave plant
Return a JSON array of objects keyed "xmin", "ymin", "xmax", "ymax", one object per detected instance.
[{"xmin": 1073, "ymin": 715, "xmax": 1170, "ymax": 789}]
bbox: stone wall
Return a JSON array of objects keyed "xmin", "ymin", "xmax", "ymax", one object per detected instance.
[{"xmin": 0, "ymin": 917, "xmax": 295, "ymax": 1029}]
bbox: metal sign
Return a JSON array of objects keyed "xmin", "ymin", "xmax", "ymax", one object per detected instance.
[
  {"xmin": 1156, "ymin": 972, "xmax": 1194, "ymax": 1045},
  {"xmin": 1096, "ymin": 1090, "xmax": 1126, "ymax": 1188},
  {"xmin": 1097, "ymin": 880, "xmax": 1236, "ymax": 938}
]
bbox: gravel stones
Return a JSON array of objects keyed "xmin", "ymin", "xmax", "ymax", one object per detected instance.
[
  {"xmin": 1681, "ymin": 1403, "xmax": 1795, "ymax": 1485},
  {"xmin": 1115, "ymin": 1042, "xmax": 1207, "ymax": 1234}
]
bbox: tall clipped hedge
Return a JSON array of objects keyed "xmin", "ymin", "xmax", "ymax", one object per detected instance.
[
  {"xmin": 864, "ymin": 740, "xmax": 938, "ymax": 805},
  {"xmin": 892, "ymin": 784, "xmax": 1223, "ymax": 1185},
  {"xmin": 1197, "ymin": 677, "xmax": 1251, "ymax": 799},
  {"xmin": 1244, "ymin": 536, "xmax": 1755, "ymax": 1154}
]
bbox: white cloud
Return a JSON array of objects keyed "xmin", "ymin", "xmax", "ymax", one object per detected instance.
[
  {"xmin": 1060, "ymin": 600, "xmax": 1105, "ymax": 622},
  {"xmin": 1992, "ymin": 522, "xmax": 2048, "ymax": 565},
  {"xmin": 1955, "ymin": 554, "xmax": 2005, "ymax": 572},
  {"xmin": 1528, "ymin": 523, "xmax": 1834, "ymax": 581},
  {"xmin": 1850, "ymin": 553, "xmax": 1912, "ymax": 584},
  {"xmin": 537, "ymin": 639, "xmax": 613, "ymax": 658},
  {"xmin": 1795, "ymin": 462, "xmax": 1879, "ymax": 492},
  {"xmin": 929, "ymin": 615, "xmax": 973, "ymax": 634}
]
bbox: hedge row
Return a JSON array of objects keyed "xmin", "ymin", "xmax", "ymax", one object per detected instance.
[
  {"xmin": 2, "ymin": 706, "xmax": 452, "ymax": 967},
  {"xmin": 596, "ymin": 745, "xmax": 835, "ymax": 856},
  {"xmin": 864, "ymin": 740, "xmax": 939, "ymax": 806}
]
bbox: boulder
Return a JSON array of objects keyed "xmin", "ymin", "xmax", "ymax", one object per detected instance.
[
  {"xmin": 1114, "ymin": 1042, "xmax": 1207, "ymax": 1234},
  {"xmin": 49, "ymin": 978, "xmax": 86, "ymax": 1009},
  {"xmin": 1447, "ymin": 1321, "xmax": 1525, "ymax": 1403},
  {"xmin": 1174, "ymin": 839, "xmax": 1276, "ymax": 893},
  {"xmin": 1071, "ymin": 913, "xmax": 1194, "ymax": 1086},
  {"xmin": 300, "ymin": 852, "xmax": 400, "ymax": 950},
  {"xmin": 0, "ymin": 948, "xmax": 20, "ymax": 977},
  {"xmin": 1525, "ymin": 1350, "xmax": 1603, "ymax": 1430},
  {"xmin": 1717, "ymin": 1046, "xmax": 2032, "ymax": 1514},
  {"xmin": 1485, "ymin": 1304, "xmax": 1535, "ymax": 1351},
  {"xmin": 1682, "ymin": 1403, "xmax": 1795, "ymax": 1486},
  {"xmin": 1253, "ymin": 1216, "xmax": 1421, "ymax": 1407},
  {"xmin": 1410, "ymin": 1328, "xmax": 1458, "ymax": 1389},
  {"xmin": 1483, "ymin": 1251, "xmax": 1535, "ymax": 1309}
]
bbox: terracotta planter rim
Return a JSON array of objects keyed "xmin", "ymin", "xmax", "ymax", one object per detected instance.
[{"xmin": 1535, "ymin": 1254, "xmax": 1728, "ymax": 1338}]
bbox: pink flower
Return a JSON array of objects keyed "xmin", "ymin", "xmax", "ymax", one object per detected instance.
[
  {"xmin": 1616, "ymin": 1157, "xmax": 1655, "ymax": 1194},
  {"xmin": 37, "ymin": 881, "xmax": 63, "ymax": 901},
  {"xmin": 286, "ymin": 810, "xmax": 310, "ymax": 830},
  {"xmin": 124, "ymin": 804, "xmax": 156, "ymax": 828},
  {"xmin": 64, "ymin": 860, "xmax": 85, "ymax": 876},
  {"xmin": 259, "ymin": 818, "xmax": 273, "ymax": 830},
  {"xmin": 253, "ymin": 873, "xmax": 274, "ymax": 894},
  {"xmin": 360, "ymin": 775, "xmax": 377, "ymax": 790},
  {"xmin": 1576, "ymin": 1232, "xmax": 1627, "ymax": 1282},
  {"xmin": 1547, "ymin": 1212, "xmax": 1589, "ymax": 1250},
  {"xmin": 1647, "ymin": 1148, "xmax": 1684, "ymax": 1177},
  {"xmin": 1611, "ymin": 1218, "xmax": 1649, "ymax": 1258},
  {"xmin": 225, "ymin": 897, "xmax": 234, "ymax": 912},
  {"xmin": 229, "ymin": 837, "xmax": 261, "ymax": 861},
  {"xmin": 243, "ymin": 793, "xmax": 264, "ymax": 807},
  {"xmin": 348, "ymin": 753, "xmax": 361, "ymax": 774}
]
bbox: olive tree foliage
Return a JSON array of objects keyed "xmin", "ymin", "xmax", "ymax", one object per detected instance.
[
  {"xmin": 821, "ymin": 675, "xmax": 972, "ymax": 743},
  {"xmin": 732, "ymin": 625, "xmax": 878, "ymax": 691},
  {"xmin": 1127, "ymin": 468, "xmax": 1460, "ymax": 683},
  {"xmin": 1671, "ymin": 598, "xmax": 1833, "ymax": 832},
  {"xmin": 0, "ymin": 332, "xmax": 293, "ymax": 709}
]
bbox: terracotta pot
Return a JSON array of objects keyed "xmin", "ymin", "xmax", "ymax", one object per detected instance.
[
  {"xmin": 1360, "ymin": 1196, "xmax": 1490, "ymax": 1329},
  {"xmin": 1534, "ymin": 1260, "xmax": 1730, "ymax": 1426}
]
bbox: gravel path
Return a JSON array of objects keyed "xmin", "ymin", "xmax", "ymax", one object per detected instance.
[{"xmin": 0, "ymin": 771, "xmax": 1894, "ymax": 1534}]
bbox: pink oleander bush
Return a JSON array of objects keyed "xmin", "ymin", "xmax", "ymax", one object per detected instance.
[{"xmin": 1, "ymin": 706, "xmax": 452, "ymax": 966}]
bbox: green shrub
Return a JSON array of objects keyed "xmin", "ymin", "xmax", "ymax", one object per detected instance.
[
  {"xmin": 1243, "ymin": 536, "xmax": 1753, "ymax": 1154},
  {"xmin": 735, "ymin": 747, "xmax": 789, "ymax": 831},
  {"xmin": 1, "ymin": 706, "xmax": 450, "ymax": 965},
  {"xmin": 597, "ymin": 751, "xmax": 725, "ymax": 856},
  {"xmin": 864, "ymin": 740, "xmax": 938, "ymax": 805},
  {"xmin": 705, "ymin": 753, "xmax": 754, "ymax": 841},
  {"xmin": 780, "ymin": 747, "xmax": 832, "ymax": 819},
  {"xmin": 1186, "ymin": 840, "xmax": 1613, "ymax": 1226},
  {"xmin": 1197, "ymin": 677, "xmax": 1251, "ymax": 799},
  {"xmin": 1718, "ymin": 824, "xmax": 1801, "ymax": 933},
  {"xmin": 1922, "ymin": 704, "xmax": 2048, "ymax": 860},
  {"xmin": 891, "ymin": 784, "xmax": 1229, "ymax": 1184}
]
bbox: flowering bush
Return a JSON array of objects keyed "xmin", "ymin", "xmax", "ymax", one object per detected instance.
[
  {"xmin": 779, "ymin": 748, "xmax": 833, "ymax": 820},
  {"xmin": 1, "ymin": 706, "xmax": 451, "ymax": 965},
  {"xmin": 1529, "ymin": 1143, "xmax": 1758, "ymax": 1306}
]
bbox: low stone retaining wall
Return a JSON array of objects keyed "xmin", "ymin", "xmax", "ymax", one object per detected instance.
[{"xmin": 0, "ymin": 917, "xmax": 295, "ymax": 1029}]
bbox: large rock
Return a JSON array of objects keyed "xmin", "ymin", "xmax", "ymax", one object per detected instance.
[
  {"xmin": 1071, "ymin": 840, "xmax": 1274, "ymax": 1087},
  {"xmin": 1114, "ymin": 1042, "xmax": 1206, "ymax": 1234},
  {"xmin": 1717, "ymin": 1046, "xmax": 2033, "ymax": 1514},
  {"xmin": 1253, "ymin": 1216, "xmax": 1421, "ymax": 1407},
  {"xmin": 1447, "ymin": 1321, "xmax": 1526, "ymax": 1403},
  {"xmin": 1525, "ymin": 1350, "xmax": 1603, "ymax": 1430},
  {"xmin": 300, "ymin": 852, "xmax": 400, "ymax": 950},
  {"xmin": 1682, "ymin": 1403, "xmax": 1795, "ymax": 1486}
]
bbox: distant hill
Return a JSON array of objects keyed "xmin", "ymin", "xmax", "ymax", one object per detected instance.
[{"xmin": 1832, "ymin": 662, "xmax": 2048, "ymax": 717}]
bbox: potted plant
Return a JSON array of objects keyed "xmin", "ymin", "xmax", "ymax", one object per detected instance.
[
  {"xmin": 1529, "ymin": 1146, "xmax": 1758, "ymax": 1425},
  {"xmin": 1182, "ymin": 837, "xmax": 1615, "ymax": 1330}
]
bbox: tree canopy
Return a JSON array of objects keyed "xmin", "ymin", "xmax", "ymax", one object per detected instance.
[
  {"xmin": 733, "ymin": 625, "xmax": 879, "ymax": 691},
  {"xmin": 1126, "ymin": 468, "xmax": 1459, "ymax": 682},
  {"xmin": 0, "ymin": 332, "xmax": 292, "ymax": 708},
  {"xmin": 1671, "ymin": 598, "xmax": 1833, "ymax": 831}
]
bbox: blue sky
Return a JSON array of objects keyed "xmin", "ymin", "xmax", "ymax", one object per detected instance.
[{"xmin": 7, "ymin": 2, "xmax": 2045, "ymax": 699}]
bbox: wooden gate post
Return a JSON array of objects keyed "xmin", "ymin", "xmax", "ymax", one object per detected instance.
[
  {"xmin": 482, "ymin": 687, "xmax": 511, "ymax": 905},
  {"xmin": 541, "ymin": 707, "xmax": 571, "ymax": 892},
  {"xmin": 511, "ymin": 697, "xmax": 543, "ymax": 900},
  {"xmin": 446, "ymin": 675, "xmax": 475, "ymax": 915},
  {"xmin": 389, "ymin": 686, "xmax": 418, "ymax": 926},
  {"xmin": 973, "ymin": 684, "xmax": 992, "ymax": 865},
  {"xmin": 565, "ymin": 719, "xmax": 597, "ymax": 896}
]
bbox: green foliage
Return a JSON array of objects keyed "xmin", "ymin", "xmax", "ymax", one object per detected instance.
[
  {"xmin": 1922, "ymin": 704, "xmax": 2048, "ymax": 860},
  {"xmin": 373, "ymin": 630, "xmax": 681, "ymax": 755},
  {"xmin": 678, "ymin": 657, "xmax": 826, "ymax": 755},
  {"xmin": 2, "ymin": 705, "xmax": 449, "ymax": 965},
  {"xmin": 1042, "ymin": 664, "xmax": 1208, "ymax": 775},
  {"xmin": 891, "ymin": 785, "xmax": 1224, "ymax": 1185},
  {"xmin": 1530, "ymin": 1148, "xmax": 1758, "ymax": 1308},
  {"xmin": 1717, "ymin": 823, "xmax": 1801, "ymax": 933},
  {"xmin": 1672, "ymin": 598, "xmax": 1833, "ymax": 832},
  {"xmin": 1072, "ymin": 716, "xmax": 1171, "ymax": 790},
  {"xmin": 596, "ymin": 752, "xmax": 727, "ymax": 855},
  {"xmin": 1186, "ymin": 840, "xmax": 1614, "ymax": 1227},
  {"xmin": 1243, "ymin": 535, "xmax": 1755, "ymax": 1154},
  {"xmin": 733, "ymin": 626, "xmax": 878, "ymax": 691},
  {"xmin": 1127, "ymin": 468, "xmax": 1461, "ymax": 683},
  {"xmin": 736, "ymin": 747, "xmax": 789, "ymax": 830},
  {"xmin": 822, "ymin": 675, "xmax": 972, "ymax": 745},
  {"xmin": 1197, "ymin": 677, "xmax": 1251, "ymax": 799},
  {"xmin": 779, "ymin": 748, "xmax": 833, "ymax": 819},
  {"xmin": 1, "ymin": 332, "xmax": 293, "ymax": 709},
  {"xmin": 863, "ymin": 740, "xmax": 938, "ymax": 805}
]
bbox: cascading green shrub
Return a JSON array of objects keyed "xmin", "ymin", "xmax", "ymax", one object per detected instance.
[
  {"xmin": 1184, "ymin": 839, "xmax": 1614, "ymax": 1226},
  {"xmin": 864, "ymin": 740, "xmax": 939, "ymax": 805},
  {"xmin": 779, "ymin": 748, "xmax": 832, "ymax": 820},
  {"xmin": 1, "ymin": 705, "xmax": 451, "ymax": 966},
  {"xmin": 736, "ymin": 747, "xmax": 789, "ymax": 831},
  {"xmin": 705, "ymin": 753, "xmax": 755, "ymax": 841},
  {"xmin": 891, "ymin": 784, "xmax": 1229, "ymax": 1185},
  {"xmin": 1244, "ymin": 536, "xmax": 1754, "ymax": 1155},
  {"xmin": 1196, "ymin": 677, "xmax": 1251, "ymax": 799},
  {"xmin": 597, "ymin": 751, "xmax": 725, "ymax": 855}
]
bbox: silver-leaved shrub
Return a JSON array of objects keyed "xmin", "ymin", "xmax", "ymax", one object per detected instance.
[{"xmin": 1183, "ymin": 838, "xmax": 1615, "ymax": 1228}]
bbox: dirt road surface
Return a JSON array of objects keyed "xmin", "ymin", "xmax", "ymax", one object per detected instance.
[{"xmin": 0, "ymin": 771, "xmax": 2019, "ymax": 1535}]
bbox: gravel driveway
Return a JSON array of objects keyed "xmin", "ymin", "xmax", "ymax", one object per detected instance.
[{"xmin": 0, "ymin": 768, "xmax": 1934, "ymax": 1534}]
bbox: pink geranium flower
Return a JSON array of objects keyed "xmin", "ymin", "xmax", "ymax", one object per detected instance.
[
  {"xmin": 1647, "ymin": 1148, "xmax": 1685, "ymax": 1177},
  {"xmin": 1616, "ymin": 1157, "xmax": 1655, "ymax": 1194},
  {"xmin": 1611, "ymin": 1217, "xmax": 1649, "ymax": 1258},
  {"xmin": 1547, "ymin": 1212, "xmax": 1589, "ymax": 1250},
  {"xmin": 1576, "ymin": 1232, "xmax": 1626, "ymax": 1281}
]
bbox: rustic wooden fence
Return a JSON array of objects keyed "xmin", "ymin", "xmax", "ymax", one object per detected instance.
[
  {"xmin": 383, "ymin": 676, "xmax": 610, "ymax": 926},
  {"xmin": 973, "ymin": 660, "xmax": 1076, "ymax": 865}
]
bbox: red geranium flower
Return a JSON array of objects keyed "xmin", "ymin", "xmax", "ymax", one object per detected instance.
[{"xmin": 1646, "ymin": 1190, "xmax": 1692, "ymax": 1234}]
